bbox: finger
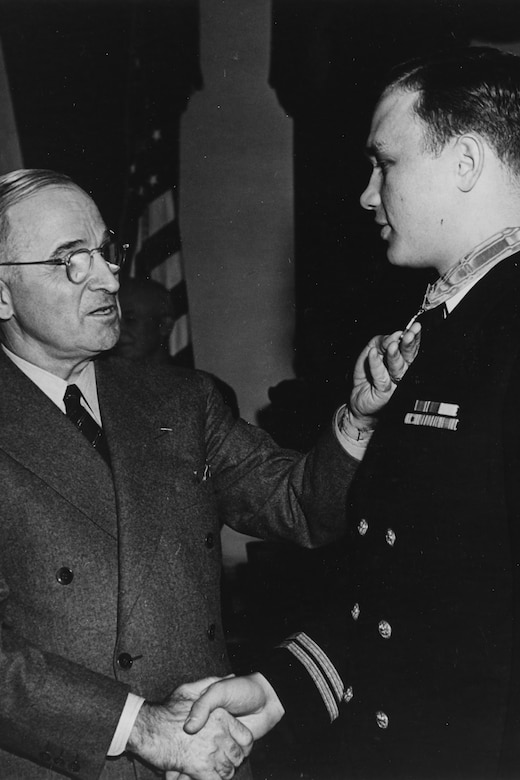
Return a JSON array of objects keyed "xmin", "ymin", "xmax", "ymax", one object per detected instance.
[
  {"xmin": 380, "ymin": 330, "xmax": 404, "ymax": 352},
  {"xmin": 226, "ymin": 714, "xmax": 254, "ymax": 752},
  {"xmin": 217, "ymin": 758, "xmax": 236, "ymax": 780},
  {"xmin": 366, "ymin": 347, "xmax": 392, "ymax": 393},
  {"xmin": 184, "ymin": 684, "xmax": 232, "ymax": 734},
  {"xmin": 400, "ymin": 322, "xmax": 421, "ymax": 362}
]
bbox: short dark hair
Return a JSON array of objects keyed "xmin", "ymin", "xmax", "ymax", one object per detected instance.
[
  {"xmin": 382, "ymin": 47, "xmax": 520, "ymax": 174},
  {"xmin": 0, "ymin": 168, "xmax": 79, "ymax": 258}
]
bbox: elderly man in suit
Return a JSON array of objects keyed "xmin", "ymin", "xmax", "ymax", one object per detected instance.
[
  {"xmin": 0, "ymin": 168, "xmax": 418, "ymax": 780},
  {"xmin": 183, "ymin": 46, "xmax": 520, "ymax": 780}
]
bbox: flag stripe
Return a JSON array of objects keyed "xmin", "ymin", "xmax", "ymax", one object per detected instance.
[
  {"xmin": 135, "ymin": 220, "xmax": 181, "ymax": 276},
  {"xmin": 169, "ymin": 313, "xmax": 191, "ymax": 355},
  {"xmin": 167, "ymin": 278, "xmax": 189, "ymax": 318}
]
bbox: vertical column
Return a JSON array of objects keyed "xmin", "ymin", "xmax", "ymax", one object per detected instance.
[{"xmin": 180, "ymin": 0, "xmax": 294, "ymax": 426}]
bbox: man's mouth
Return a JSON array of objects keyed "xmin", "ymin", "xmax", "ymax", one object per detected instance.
[{"xmin": 90, "ymin": 303, "xmax": 118, "ymax": 317}]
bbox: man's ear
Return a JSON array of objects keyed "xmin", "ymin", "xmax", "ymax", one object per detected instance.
[
  {"xmin": 0, "ymin": 278, "xmax": 14, "ymax": 320},
  {"xmin": 454, "ymin": 134, "xmax": 485, "ymax": 192}
]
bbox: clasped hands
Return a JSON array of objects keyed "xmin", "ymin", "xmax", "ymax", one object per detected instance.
[{"xmin": 128, "ymin": 323, "xmax": 421, "ymax": 780}]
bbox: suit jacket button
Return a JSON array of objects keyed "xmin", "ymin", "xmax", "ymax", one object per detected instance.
[
  {"xmin": 56, "ymin": 567, "xmax": 74, "ymax": 585},
  {"xmin": 39, "ymin": 750, "xmax": 52, "ymax": 766},
  {"xmin": 205, "ymin": 533, "xmax": 215, "ymax": 549},
  {"xmin": 117, "ymin": 652, "xmax": 134, "ymax": 669},
  {"xmin": 206, "ymin": 623, "xmax": 216, "ymax": 641}
]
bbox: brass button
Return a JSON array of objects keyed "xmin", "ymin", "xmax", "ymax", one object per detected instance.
[
  {"xmin": 378, "ymin": 620, "xmax": 392, "ymax": 639},
  {"xmin": 343, "ymin": 686, "xmax": 354, "ymax": 703},
  {"xmin": 358, "ymin": 519, "xmax": 369, "ymax": 536},
  {"xmin": 206, "ymin": 623, "xmax": 216, "ymax": 641},
  {"xmin": 376, "ymin": 710, "xmax": 389, "ymax": 729},
  {"xmin": 205, "ymin": 533, "xmax": 215, "ymax": 549}
]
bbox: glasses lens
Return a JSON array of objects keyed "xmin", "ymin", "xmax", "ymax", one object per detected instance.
[
  {"xmin": 100, "ymin": 237, "xmax": 124, "ymax": 267},
  {"xmin": 67, "ymin": 250, "xmax": 91, "ymax": 283}
]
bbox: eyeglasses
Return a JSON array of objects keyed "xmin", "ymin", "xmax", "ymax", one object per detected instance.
[{"xmin": 0, "ymin": 230, "xmax": 129, "ymax": 284}]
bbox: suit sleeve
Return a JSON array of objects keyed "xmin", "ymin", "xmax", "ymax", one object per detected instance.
[
  {"xmin": 203, "ymin": 374, "xmax": 360, "ymax": 547},
  {"xmin": 0, "ymin": 578, "xmax": 130, "ymax": 779}
]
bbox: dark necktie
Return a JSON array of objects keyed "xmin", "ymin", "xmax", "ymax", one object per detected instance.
[{"xmin": 63, "ymin": 384, "xmax": 111, "ymax": 466}]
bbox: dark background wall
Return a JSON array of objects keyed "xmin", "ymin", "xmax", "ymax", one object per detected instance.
[{"xmin": 2, "ymin": 0, "xmax": 519, "ymax": 439}]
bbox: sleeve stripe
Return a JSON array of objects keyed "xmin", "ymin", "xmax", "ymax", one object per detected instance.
[
  {"xmin": 278, "ymin": 633, "xmax": 342, "ymax": 722},
  {"xmin": 293, "ymin": 632, "xmax": 344, "ymax": 700}
]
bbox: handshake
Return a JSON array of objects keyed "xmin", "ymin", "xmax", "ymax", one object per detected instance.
[
  {"xmin": 125, "ymin": 323, "xmax": 423, "ymax": 780},
  {"xmin": 127, "ymin": 672, "xmax": 284, "ymax": 780}
]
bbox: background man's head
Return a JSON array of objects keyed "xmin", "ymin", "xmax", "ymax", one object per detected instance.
[
  {"xmin": 0, "ymin": 168, "xmax": 122, "ymax": 377},
  {"xmin": 115, "ymin": 277, "xmax": 174, "ymax": 363},
  {"xmin": 361, "ymin": 47, "xmax": 520, "ymax": 274}
]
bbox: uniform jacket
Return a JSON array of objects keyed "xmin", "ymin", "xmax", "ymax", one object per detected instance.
[
  {"xmin": 0, "ymin": 352, "xmax": 355, "ymax": 780},
  {"xmin": 264, "ymin": 251, "xmax": 520, "ymax": 779}
]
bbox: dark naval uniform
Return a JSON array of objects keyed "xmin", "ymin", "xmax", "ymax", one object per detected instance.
[
  {"xmin": 343, "ymin": 251, "xmax": 520, "ymax": 779},
  {"xmin": 259, "ymin": 249, "xmax": 520, "ymax": 779}
]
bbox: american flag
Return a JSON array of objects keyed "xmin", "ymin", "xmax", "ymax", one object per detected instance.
[{"xmin": 122, "ymin": 47, "xmax": 195, "ymax": 368}]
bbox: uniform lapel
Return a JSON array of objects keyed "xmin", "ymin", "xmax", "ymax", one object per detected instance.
[{"xmin": 0, "ymin": 351, "xmax": 116, "ymax": 538}]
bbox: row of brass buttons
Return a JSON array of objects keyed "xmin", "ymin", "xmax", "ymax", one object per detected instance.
[{"xmin": 349, "ymin": 518, "xmax": 394, "ymax": 731}]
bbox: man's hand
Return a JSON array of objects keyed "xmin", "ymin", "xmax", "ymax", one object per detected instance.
[
  {"xmin": 349, "ymin": 321, "xmax": 421, "ymax": 427},
  {"xmin": 126, "ymin": 680, "xmax": 253, "ymax": 780},
  {"xmin": 181, "ymin": 673, "xmax": 284, "ymax": 743}
]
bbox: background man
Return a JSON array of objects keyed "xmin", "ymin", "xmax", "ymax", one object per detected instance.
[
  {"xmin": 0, "ymin": 168, "xmax": 416, "ymax": 779},
  {"xmin": 183, "ymin": 46, "xmax": 520, "ymax": 780},
  {"xmin": 115, "ymin": 277, "xmax": 175, "ymax": 365}
]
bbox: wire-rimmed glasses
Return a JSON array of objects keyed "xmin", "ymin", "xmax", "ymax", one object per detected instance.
[{"xmin": 0, "ymin": 230, "xmax": 129, "ymax": 284}]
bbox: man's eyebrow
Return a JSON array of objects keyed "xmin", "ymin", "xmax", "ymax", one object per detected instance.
[
  {"xmin": 50, "ymin": 231, "xmax": 111, "ymax": 256},
  {"xmin": 365, "ymin": 140, "xmax": 387, "ymax": 158},
  {"xmin": 49, "ymin": 239, "xmax": 84, "ymax": 256}
]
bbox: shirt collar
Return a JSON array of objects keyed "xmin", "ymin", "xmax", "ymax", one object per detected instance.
[
  {"xmin": 424, "ymin": 227, "xmax": 520, "ymax": 312},
  {"xmin": 1, "ymin": 346, "xmax": 101, "ymax": 424}
]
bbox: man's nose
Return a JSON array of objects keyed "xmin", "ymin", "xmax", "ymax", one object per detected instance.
[
  {"xmin": 360, "ymin": 169, "xmax": 381, "ymax": 211},
  {"xmin": 88, "ymin": 252, "xmax": 120, "ymax": 293}
]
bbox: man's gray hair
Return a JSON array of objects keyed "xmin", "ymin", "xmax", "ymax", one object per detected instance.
[{"xmin": 0, "ymin": 168, "xmax": 78, "ymax": 259}]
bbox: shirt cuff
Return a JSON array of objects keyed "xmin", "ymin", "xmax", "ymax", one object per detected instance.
[
  {"xmin": 334, "ymin": 404, "xmax": 373, "ymax": 461},
  {"xmin": 107, "ymin": 693, "xmax": 146, "ymax": 756}
]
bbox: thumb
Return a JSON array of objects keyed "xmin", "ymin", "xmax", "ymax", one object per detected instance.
[{"xmin": 184, "ymin": 685, "xmax": 225, "ymax": 734}]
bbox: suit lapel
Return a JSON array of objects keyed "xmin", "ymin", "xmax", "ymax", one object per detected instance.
[
  {"xmin": 96, "ymin": 359, "xmax": 169, "ymax": 625},
  {"xmin": 0, "ymin": 351, "xmax": 117, "ymax": 538}
]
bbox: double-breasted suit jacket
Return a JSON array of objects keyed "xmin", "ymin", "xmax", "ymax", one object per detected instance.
[
  {"xmin": 296, "ymin": 251, "xmax": 520, "ymax": 779},
  {"xmin": 0, "ymin": 351, "xmax": 354, "ymax": 780}
]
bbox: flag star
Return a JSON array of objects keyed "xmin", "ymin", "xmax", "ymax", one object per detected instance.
[
  {"xmin": 152, "ymin": 129, "xmax": 162, "ymax": 141},
  {"xmin": 149, "ymin": 174, "xmax": 158, "ymax": 187}
]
